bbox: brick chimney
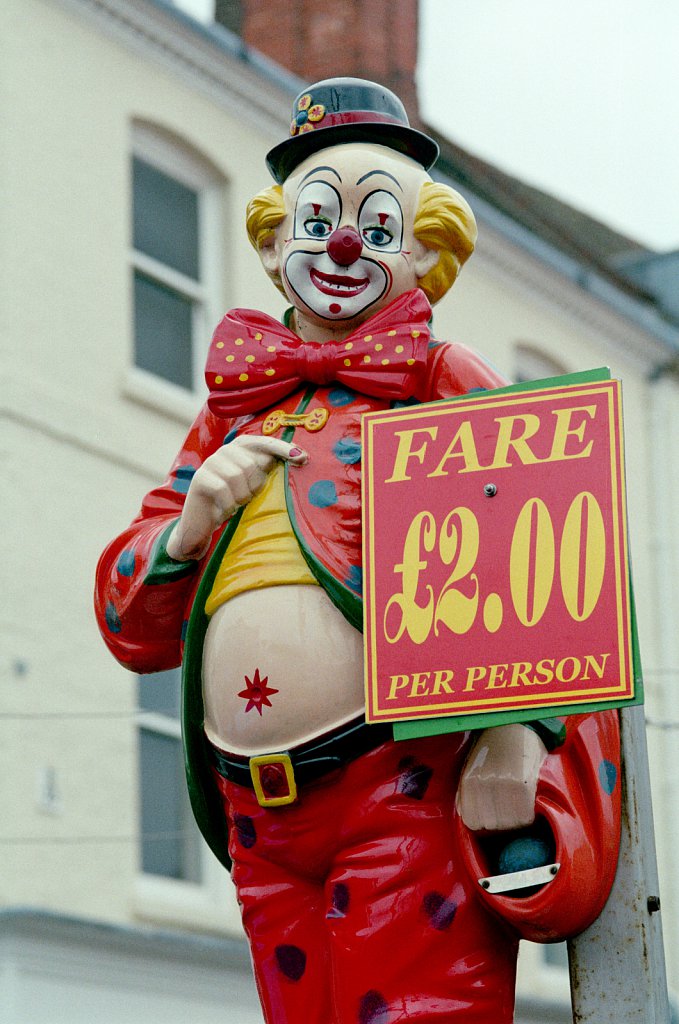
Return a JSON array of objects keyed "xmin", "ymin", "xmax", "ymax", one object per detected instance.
[{"xmin": 229, "ymin": 0, "xmax": 422, "ymax": 123}]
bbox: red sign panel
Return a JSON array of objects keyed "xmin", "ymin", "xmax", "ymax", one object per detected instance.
[{"xmin": 362, "ymin": 379, "xmax": 634, "ymax": 724}]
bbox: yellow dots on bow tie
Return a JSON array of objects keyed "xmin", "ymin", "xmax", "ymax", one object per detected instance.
[
  {"xmin": 265, "ymin": 368, "xmax": 276, "ymax": 376},
  {"xmin": 343, "ymin": 358, "xmax": 352, "ymax": 367},
  {"xmin": 375, "ymin": 343, "xmax": 383, "ymax": 352},
  {"xmin": 225, "ymin": 354, "xmax": 235, "ymax": 362},
  {"xmin": 235, "ymin": 337, "xmax": 245, "ymax": 346},
  {"xmin": 254, "ymin": 332, "xmax": 263, "ymax": 341},
  {"xmin": 364, "ymin": 334, "xmax": 373, "ymax": 342},
  {"xmin": 395, "ymin": 345, "xmax": 404, "ymax": 354},
  {"xmin": 267, "ymin": 345, "xmax": 276, "ymax": 353},
  {"xmin": 216, "ymin": 341, "xmax": 224, "ymax": 349},
  {"xmin": 363, "ymin": 355, "xmax": 372, "ymax": 364},
  {"xmin": 344, "ymin": 342, "xmax": 353, "ymax": 350},
  {"xmin": 215, "ymin": 375, "xmax": 223, "ymax": 384},
  {"xmin": 239, "ymin": 373, "xmax": 249, "ymax": 382},
  {"xmin": 387, "ymin": 330, "xmax": 396, "ymax": 337},
  {"xmin": 411, "ymin": 330, "xmax": 421, "ymax": 338},
  {"xmin": 245, "ymin": 354, "xmax": 255, "ymax": 363}
]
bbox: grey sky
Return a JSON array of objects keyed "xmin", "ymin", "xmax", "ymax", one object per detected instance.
[{"xmin": 418, "ymin": 0, "xmax": 678, "ymax": 251}]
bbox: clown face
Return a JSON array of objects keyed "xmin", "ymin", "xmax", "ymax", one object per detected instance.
[{"xmin": 263, "ymin": 144, "xmax": 439, "ymax": 331}]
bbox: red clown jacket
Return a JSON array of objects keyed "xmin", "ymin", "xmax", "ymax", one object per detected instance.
[{"xmin": 94, "ymin": 293, "xmax": 621, "ymax": 942}]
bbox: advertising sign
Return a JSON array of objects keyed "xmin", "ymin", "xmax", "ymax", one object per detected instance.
[{"xmin": 362, "ymin": 371, "xmax": 638, "ymax": 730}]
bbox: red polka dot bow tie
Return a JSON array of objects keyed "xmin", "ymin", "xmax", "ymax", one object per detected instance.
[{"xmin": 206, "ymin": 289, "xmax": 432, "ymax": 416}]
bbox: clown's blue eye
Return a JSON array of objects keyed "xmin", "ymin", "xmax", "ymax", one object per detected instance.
[
  {"xmin": 304, "ymin": 218, "xmax": 332, "ymax": 238},
  {"xmin": 363, "ymin": 226, "xmax": 393, "ymax": 247}
]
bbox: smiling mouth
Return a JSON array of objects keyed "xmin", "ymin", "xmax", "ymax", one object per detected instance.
[{"xmin": 310, "ymin": 268, "xmax": 370, "ymax": 297}]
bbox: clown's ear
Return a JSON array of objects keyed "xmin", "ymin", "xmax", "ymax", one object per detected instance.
[
  {"xmin": 258, "ymin": 233, "xmax": 280, "ymax": 276},
  {"xmin": 413, "ymin": 242, "xmax": 440, "ymax": 281}
]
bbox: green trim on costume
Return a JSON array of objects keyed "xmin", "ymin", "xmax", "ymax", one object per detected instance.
[
  {"xmin": 181, "ymin": 507, "xmax": 246, "ymax": 871},
  {"xmin": 144, "ymin": 520, "xmax": 199, "ymax": 586}
]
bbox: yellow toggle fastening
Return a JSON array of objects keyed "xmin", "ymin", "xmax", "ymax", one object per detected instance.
[{"xmin": 262, "ymin": 407, "xmax": 329, "ymax": 435}]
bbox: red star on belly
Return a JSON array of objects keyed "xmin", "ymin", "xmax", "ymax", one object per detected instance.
[{"xmin": 238, "ymin": 668, "xmax": 279, "ymax": 715}]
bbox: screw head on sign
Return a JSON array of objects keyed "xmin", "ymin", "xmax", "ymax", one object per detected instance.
[{"xmin": 484, "ymin": 483, "xmax": 497, "ymax": 497}]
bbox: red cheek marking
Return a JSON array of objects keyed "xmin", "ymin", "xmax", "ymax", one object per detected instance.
[
  {"xmin": 238, "ymin": 668, "xmax": 279, "ymax": 716},
  {"xmin": 329, "ymin": 303, "xmax": 342, "ymax": 314}
]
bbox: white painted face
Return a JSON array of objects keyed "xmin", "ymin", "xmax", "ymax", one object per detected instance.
[{"xmin": 262, "ymin": 144, "xmax": 439, "ymax": 330}]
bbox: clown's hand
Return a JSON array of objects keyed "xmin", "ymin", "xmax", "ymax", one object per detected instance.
[
  {"xmin": 166, "ymin": 435, "xmax": 307, "ymax": 562},
  {"xmin": 457, "ymin": 724, "xmax": 548, "ymax": 832}
]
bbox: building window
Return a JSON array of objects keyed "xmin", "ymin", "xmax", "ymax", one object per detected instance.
[
  {"xmin": 138, "ymin": 668, "xmax": 203, "ymax": 883},
  {"xmin": 129, "ymin": 124, "xmax": 224, "ymax": 404}
]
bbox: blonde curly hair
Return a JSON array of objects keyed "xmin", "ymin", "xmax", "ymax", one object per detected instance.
[{"xmin": 245, "ymin": 179, "xmax": 477, "ymax": 304}]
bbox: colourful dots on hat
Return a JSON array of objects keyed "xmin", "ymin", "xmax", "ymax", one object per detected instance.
[
  {"xmin": 239, "ymin": 373, "xmax": 249, "ymax": 382},
  {"xmin": 381, "ymin": 358, "xmax": 390, "ymax": 365},
  {"xmin": 407, "ymin": 358, "xmax": 415, "ymax": 366},
  {"xmin": 363, "ymin": 355, "xmax": 371, "ymax": 363},
  {"xmin": 267, "ymin": 345, "xmax": 276, "ymax": 353},
  {"xmin": 116, "ymin": 550, "xmax": 136, "ymax": 578},
  {"xmin": 265, "ymin": 368, "xmax": 276, "ymax": 376},
  {"xmin": 216, "ymin": 341, "xmax": 224, "ymax": 349},
  {"xmin": 344, "ymin": 342, "xmax": 354, "ymax": 350},
  {"xmin": 245, "ymin": 354, "xmax": 255, "ymax": 363},
  {"xmin": 254, "ymin": 332, "xmax": 263, "ymax": 341},
  {"xmin": 343, "ymin": 358, "xmax": 352, "ymax": 367},
  {"xmin": 375, "ymin": 343, "xmax": 383, "ymax": 351},
  {"xmin": 225, "ymin": 354, "xmax": 235, "ymax": 362},
  {"xmin": 105, "ymin": 602, "xmax": 121, "ymax": 634},
  {"xmin": 308, "ymin": 480, "xmax": 337, "ymax": 508},
  {"xmin": 364, "ymin": 334, "xmax": 373, "ymax": 342},
  {"xmin": 215, "ymin": 374, "xmax": 223, "ymax": 384},
  {"xmin": 599, "ymin": 759, "xmax": 618, "ymax": 795},
  {"xmin": 411, "ymin": 330, "xmax": 421, "ymax": 338},
  {"xmin": 333, "ymin": 438, "xmax": 362, "ymax": 464},
  {"xmin": 395, "ymin": 345, "xmax": 404, "ymax": 354},
  {"xmin": 235, "ymin": 338, "xmax": 245, "ymax": 346},
  {"xmin": 387, "ymin": 330, "xmax": 397, "ymax": 337}
]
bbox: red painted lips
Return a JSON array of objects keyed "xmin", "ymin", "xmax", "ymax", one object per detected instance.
[{"xmin": 310, "ymin": 268, "xmax": 370, "ymax": 297}]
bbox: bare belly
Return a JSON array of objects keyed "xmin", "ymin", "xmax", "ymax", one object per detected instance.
[{"xmin": 202, "ymin": 585, "xmax": 365, "ymax": 756}]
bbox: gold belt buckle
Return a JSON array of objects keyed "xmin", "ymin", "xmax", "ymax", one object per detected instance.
[
  {"xmin": 262, "ymin": 407, "xmax": 329, "ymax": 435},
  {"xmin": 249, "ymin": 753, "xmax": 298, "ymax": 807}
]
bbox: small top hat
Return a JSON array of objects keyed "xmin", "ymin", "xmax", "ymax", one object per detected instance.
[{"xmin": 266, "ymin": 77, "xmax": 439, "ymax": 183}]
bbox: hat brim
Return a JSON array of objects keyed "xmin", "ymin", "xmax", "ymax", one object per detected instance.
[{"xmin": 266, "ymin": 122, "xmax": 440, "ymax": 184}]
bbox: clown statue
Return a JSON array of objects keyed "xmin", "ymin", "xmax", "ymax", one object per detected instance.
[{"xmin": 96, "ymin": 79, "xmax": 620, "ymax": 1023}]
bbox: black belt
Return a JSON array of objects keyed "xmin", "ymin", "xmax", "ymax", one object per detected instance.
[{"xmin": 210, "ymin": 717, "xmax": 392, "ymax": 807}]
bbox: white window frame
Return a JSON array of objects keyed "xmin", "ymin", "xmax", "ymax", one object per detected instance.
[
  {"xmin": 133, "ymin": 674, "xmax": 244, "ymax": 937},
  {"xmin": 124, "ymin": 122, "xmax": 225, "ymax": 422}
]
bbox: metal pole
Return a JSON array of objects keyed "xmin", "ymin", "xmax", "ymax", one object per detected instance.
[{"xmin": 568, "ymin": 706, "xmax": 670, "ymax": 1022}]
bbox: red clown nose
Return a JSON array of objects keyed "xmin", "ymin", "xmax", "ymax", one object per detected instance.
[{"xmin": 327, "ymin": 226, "xmax": 363, "ymax": 266}]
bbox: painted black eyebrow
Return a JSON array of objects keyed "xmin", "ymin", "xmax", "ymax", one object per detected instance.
[
  {"xmin": 355, "ymin": 169, "xmax": 403, "ymax": 191},
  {"xmin": 299, "ymin": 165, "xmax": 342, "ymax": 184}
]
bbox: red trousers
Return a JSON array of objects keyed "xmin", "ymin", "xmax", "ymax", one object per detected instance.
[{"xmin": 214, "ymin": 733, "xmax": 519, "ymax": 1023}]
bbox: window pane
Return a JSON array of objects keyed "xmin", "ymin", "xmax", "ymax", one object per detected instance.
[
  {"xmin": 133, "ymin": 158, "xmax": 200, "ymax": 280},
  {"xmin": 139, "ymin": 728, "xmax": 202, "ymax": 882},
  {"xmin": 134, "ymin": 270, "xmax": 193, "ymax": 389},
  {"xmin": 139, "ymin": 668, "xmax": 181, "ymax": 718}
]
